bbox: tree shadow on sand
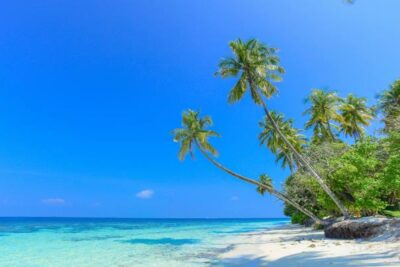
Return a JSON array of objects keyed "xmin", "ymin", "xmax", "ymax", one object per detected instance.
[{"xmin": 216, "ymin": 250, "xmax": 400, "ymax": 267}]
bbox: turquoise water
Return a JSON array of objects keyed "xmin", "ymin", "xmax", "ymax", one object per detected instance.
[{"xmin": 0, "ymin": 218, "xmax": 288, "ymax": 267}]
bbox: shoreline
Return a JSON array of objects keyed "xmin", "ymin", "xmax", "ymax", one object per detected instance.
[{"xmin": 216, "ymin": 224, "xmax": 400, "ymax": 266}]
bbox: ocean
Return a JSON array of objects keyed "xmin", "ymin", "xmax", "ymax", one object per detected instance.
[{"xmin": 0, "ymin": 217, "xmax": 289, "ymax": 267}]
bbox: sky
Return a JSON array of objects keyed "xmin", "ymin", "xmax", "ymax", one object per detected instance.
[{"xmin": 0, "ymin": 0, "xmax": 399, "ymax": 218}]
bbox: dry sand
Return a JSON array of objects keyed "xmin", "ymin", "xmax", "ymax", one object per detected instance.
[{"xmin": 217, "ymin": 224, "xmax": 400, "ymax": 266}]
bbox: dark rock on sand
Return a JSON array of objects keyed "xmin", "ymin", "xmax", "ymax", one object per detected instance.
[{"xmin": 324, "ymin": 216, "xmax": 400, "ymax": 240}]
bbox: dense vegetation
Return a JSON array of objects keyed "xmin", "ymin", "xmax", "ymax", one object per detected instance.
[
  {"xmin": 284, "ymin": 82, "xmax": 400, "ymax": 223},
  {"xmin": 173, "ymin": 38, "xmax": 400, "ymax": 224}
]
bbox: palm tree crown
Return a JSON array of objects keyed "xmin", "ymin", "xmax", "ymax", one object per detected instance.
[
  {"xmin": 338, "ymin": 94, "xmax": 374, "ymax": 140},
  {"xmin": 259, "ymin": 112, "xmax": 306, "ymax": 171},
  {"xmin": 379, "ymin": 80, "xmax": 400, "ymax": 132},
  {"xmin": 172, "ymin": 110, "xmax": 219, "ymax": 160},
  {"xmin": 215, "ymin": 38, "xmax": 284, "ymax": 104},
  {"xmin": 304, "ymin": 89, "xmax": 341, "ymax": 143},
  {"xmin": 256, "ymin": 174, "xmax": 274, "ymax": 196}
]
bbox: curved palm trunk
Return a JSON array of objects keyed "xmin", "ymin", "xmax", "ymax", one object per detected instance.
[
  {"xmin": 327, "ymin": 123, "xmax": 336, "ymax": 141},
  {"xmin": 196, "ymin": 143, "xmax": 324, "ymax": 225},
  {"xmin": 259, "ymin": 98, "xmax": 349, "ymax": 218},
  {"xmin": 245, "ymin": 73, "xmax": 348, "ymax": 217}
]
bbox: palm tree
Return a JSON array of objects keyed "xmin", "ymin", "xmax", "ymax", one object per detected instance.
[
  {"xmin": 215, "ymin": 39, "xmax": 284, "ymax": 105},
  {"xmin": 172, "ymin": 110, "xmax": 323, "ymax": 224},
  {"xmin": 379, "ymin": 80, "xmax": 400, "ymax": 132},
  {"xmin": 256, "ymin": 174, "xmax": 273, "ymax": 196},
  {"xmin": 173, "ymin": 110, "xmax": 219, "ymax": 160},
  {"xmin": 216, "ymin": 39, "xmax": 350, "ymax": 218},
  {"xmin": 304, "ymin": 89, "xmax": 341, "ymax": 143},
  {"xmin": 259, "ymin": 111, "xmax": 306, "ymax": 171},
  {"xmin": 338, "ymin": 94, "xmax": 374, "ymax": 141}
]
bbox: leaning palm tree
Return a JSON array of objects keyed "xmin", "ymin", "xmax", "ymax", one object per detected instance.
[
  {"xmin": 172, "ymin": 109, "xmax": 323, "ymax": 224},
  {"xmin": 216, "ymin": 38, "xmax": 350, "ymax": 218},
  {"xmin": 379, "ymin": 80, "xmax": 400, "ymax": 132},
  {"xmin": 259, "ymin": 111, "xmax": 306, "ymax": 171},
  {"xmin": 338, "ymin": 94, "xmax": 374, "ymax": 141},
  {"xmin": 304, "ymin": 89, "xmax": 341, "ymax": 143}
]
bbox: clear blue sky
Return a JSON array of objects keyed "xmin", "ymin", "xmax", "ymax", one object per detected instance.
[{"xmin": 0, "ymin": 0, "xmax": 399, "ymax": 218}]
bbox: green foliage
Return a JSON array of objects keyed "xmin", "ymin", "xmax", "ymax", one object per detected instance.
[
  {"xmin": 284, "ymin": 136, "xmax": 400, "ymax": 221},
  {"xmin": 284, "ymin": 204, "xmax": 310, "ymax": 224},
  {"xmin": 379, "ymin": 132, "xmax": 400, "ymax": 207},
  {"xmin": 382, "ymin": 210, "xmax": 400, "ymax": 218},
  {"xmin": 328, "ymin": 138, "xmax": 386, "ymax": 216},
  {"xmin": 172, "ymin": 110, "xmax": 219, "ymax": 160},
  {"xmin": 304, "ymin": 89, "xmax": 341, "ymax": 143},
  {"xmin": 338, "ymin": 94, "xmax": 374, "ymax": 140},
  {"xmin": 304, "ymin": 89, "xmax": 374, "ymax": 143},
  {"xmin": 259, "ymin": 111, "xmax": 306, "ymax": 171},
  {"xmin": 284, "ymin": 142, "xmax": 348, "ymax": 221},
  {"xmin": 256, "ymin": 174, "xmax": 273, "ymax": 196},
  {"xmin": 379, "ymin": 80, "xmax": 400, "ymax": 132},
  {"xmin": 215, "ymin": 38, "xmax": 284, "ymax": 105}
]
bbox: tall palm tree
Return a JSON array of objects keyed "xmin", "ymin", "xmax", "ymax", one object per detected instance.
[
  {"xmin": 379, "ymin": 80, "xmax": 400, "ymax": 132},
  {"xmin": 216, "ymin": 39, "xmax": 350, "ymax": 218},
  {"xmin": 172, "ymin": 110, "xmax": 323, "ymax": 224},
  {"xmin": 338, "ymin": 94, "xmax": 374, "ymax": 141},
  {"xmin": 259, "ymin": 111, "xmax": 306, "ymax": 171},
  {"xmin": 304, "ymin": 89, "xmax": 341, "ymax": 143}
]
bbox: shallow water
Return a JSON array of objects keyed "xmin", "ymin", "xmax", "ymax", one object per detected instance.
[{"xmin": 0, "ymin": 217, "xmax": 288, "ymax": 267}]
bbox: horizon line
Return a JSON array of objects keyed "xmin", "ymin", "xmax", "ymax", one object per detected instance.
[{"xmin": 0, "ymin": 216, "xmax": 289, "ymax": 220}]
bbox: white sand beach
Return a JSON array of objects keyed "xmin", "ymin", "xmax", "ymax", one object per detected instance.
[{"xmin": 218, "ymin": 224, "xmax": 400, "ymax": 266}]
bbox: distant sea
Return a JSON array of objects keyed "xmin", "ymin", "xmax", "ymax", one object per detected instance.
[{"xmin": 0, "ymin": 217, "xmax": 289, "ymax": 267}]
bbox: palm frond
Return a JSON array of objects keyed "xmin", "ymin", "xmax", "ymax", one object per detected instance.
[
  {"xmin": 338, "ymin": 94, "xmax": 374, "ymax": 139},
  {"xmin": 304, "ymin": 89, "xmax": 341, "ymax": 142},
  {"xmin": 256, "ymin": 174, "xmax": 273, "ymax": 196},
  {"xmin": 172, "ymin": 110, "xmax": 220, "ymax": 161},
  {"xmin": 217, "ymin": 38, "xmax": 284, "ymax": 105},
  {"xmin": 259, "ymin": 112, "xmax": 305, "ymax": 171},
  {"xmin": 228, "ymin": 73, "xmax": 248, "ymax": 103}
]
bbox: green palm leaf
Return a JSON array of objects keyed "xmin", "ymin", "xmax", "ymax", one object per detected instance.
[
  {"xmin": 304, "ymin": 89, "xmax": 341, "ymax": 143},
  {"xmin": 256, "ymin": 174, "xmax": 273, "ymax": 196},
  {"xmin": 259, "ymin": 111, "xmax": 306, "ymax": 171},
  {"xmin": 338, "ymin": 94, "xmax": 374, "ymax": 140},
  {"xmin": 379, "ymin": 80, "xmax": 400, "ymax": 132},
  {"xmin": 172, "ymin": 110, "xmax": 220, "ymax": 160},
  {"xmin": 216, "ymin": 38, "xmax": 284, "ymax": 105}
]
